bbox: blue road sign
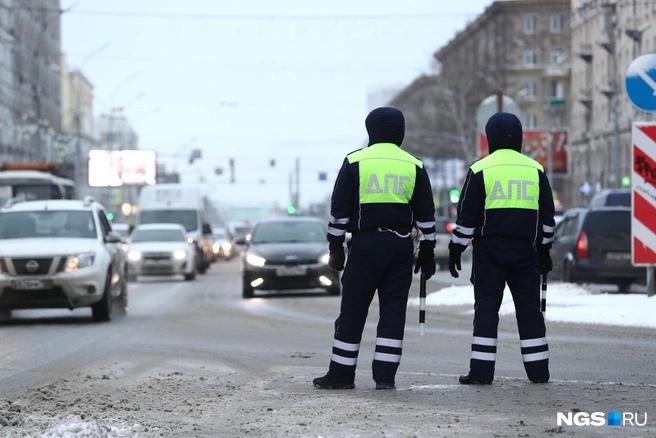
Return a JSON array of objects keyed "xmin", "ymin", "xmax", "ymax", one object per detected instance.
[{"xmin": 625, "ymin": 53, "xmax": 656, "ymax": 112}]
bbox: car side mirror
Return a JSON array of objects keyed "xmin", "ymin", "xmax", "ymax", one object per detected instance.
[
  {"xmin": 234, "ymin": 236, "xmax": 247, "ymax": 245},
  {"xmin": 106, "ymin": 231, "xmax": 122, "ymax": 243}
]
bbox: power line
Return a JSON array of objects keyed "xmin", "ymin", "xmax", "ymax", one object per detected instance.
[
  {"xmin": 0, "ymin": 4, "xmax": 477, "ymax": 21},
  {"xmin": 67, "ymin": 10, "xmax": 476, "ymax": 21}
]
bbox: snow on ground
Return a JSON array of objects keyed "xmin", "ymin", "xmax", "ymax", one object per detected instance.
[{"xmin": 409, "ymin": 281, "xmax": 656, "ymax": 329}]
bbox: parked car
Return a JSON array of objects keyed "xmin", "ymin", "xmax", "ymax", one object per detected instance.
[
  {"xmin": 126, "ymin": 223, "xmax": 197, "ymax": 281},
  {"xmin": 550, "ymin": 205, "xmax": 646, "ymax": 293},
  {"xmin": 239, "ymin": 217, "xmax": 340, "ymax": 298},
  {"xmin": 211, "ymin": 226, "xmax": 235, "ymax": 260},
  {"xmin": 590, "ymin": 188, "xmax": 631, "ymax": 207},
  {"xmin": 0, "ymin": 197, "xmax": 128, "ymax": 321}
]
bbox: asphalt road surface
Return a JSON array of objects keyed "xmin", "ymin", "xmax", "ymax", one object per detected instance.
[{"xmin": 1, "ymin": 258, "xmax": 654, "ymax": 437}]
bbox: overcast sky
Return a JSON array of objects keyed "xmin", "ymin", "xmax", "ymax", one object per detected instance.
[{"xmin": 61, "ymin": 0, "xmax": 493, "ymax": 208}]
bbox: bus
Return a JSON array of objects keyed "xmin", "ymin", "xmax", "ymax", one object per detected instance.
[{"xmin": 0, "ymin": 162, "xmax": 76, "ymax": 206}]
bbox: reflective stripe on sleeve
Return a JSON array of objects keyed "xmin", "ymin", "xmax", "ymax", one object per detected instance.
[
  {"xmin": 451, "ymin": 235, "xmax": 471, "ymax": 246},
  {"xmin": 416, "ymin": 220, "xmax": 435, "ymax": 229},
  {"xmin": 330, "ymin": 216, "xmax": 350, "ymax": 225},
  {"xmin": 328, "ymin": 227, "xmax": 347, "ymax": 237},
  {"xmin": 455, "ymin": 225, "xmax": 475, "ymax": 236}
]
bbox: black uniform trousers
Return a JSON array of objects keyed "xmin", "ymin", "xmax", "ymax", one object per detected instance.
[
  {"xmin": 326, "ymin": 229, "xmax": 414, "ymax": 384},
  {"xmin": 469, "ymin": 236, "xmax": 549, "ymax": 382}
]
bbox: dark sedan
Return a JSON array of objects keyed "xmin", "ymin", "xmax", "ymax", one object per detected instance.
[{"xmin": 239, "ymin": 217, "xmax": 340, "ymax": 298}]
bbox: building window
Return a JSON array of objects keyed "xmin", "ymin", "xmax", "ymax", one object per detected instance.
[
  {"xmin": 524, "ymin": 49, "xmax": 537, "ymax": 66},
  {"xmin": 525, "ymin": 81, "xmax": 537, "ymax": 99},
  {"xmin": 526, "ymin": 113, "xmax": 538, "ymax": 128},
  {"xmin": 550, "ymin": 80, "xmax": 564, "ymax": 98},
  {"xmin": 550, "ymin": 14, "xmax": 563, "ymax": 33},
  {"xmin": 550, "ymin": 49, "xmax": 565, "ymax": 65},
  {"xmin": 524, "ymin": 14, "xmax": 536, "ymax": 35}
]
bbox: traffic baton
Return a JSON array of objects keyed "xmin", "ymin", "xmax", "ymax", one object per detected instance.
[
  {"xmin": 541, "ymin": 272, "xmax": 547, "ymax": 314},
  {"xmin": 419, "ymin": 272, "xmax": 426, "ymax": 335}
]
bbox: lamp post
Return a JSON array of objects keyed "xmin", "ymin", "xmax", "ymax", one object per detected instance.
[{"xmin": 74, "ymin": 42, "xmax": 112, "ymax": 191}]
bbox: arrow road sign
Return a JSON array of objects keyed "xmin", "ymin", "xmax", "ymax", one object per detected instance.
[{"xmin": 625, "ymin": 53, "xmax": 656, "ymax": 112}]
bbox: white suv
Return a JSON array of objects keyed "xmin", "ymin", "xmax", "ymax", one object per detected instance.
[{"xmin": 0, "ymin": 197, "xmax": 128, "ymax": 322}]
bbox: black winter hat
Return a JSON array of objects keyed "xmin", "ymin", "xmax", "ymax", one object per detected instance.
[
  {"xmin": 365, "ymin": 107, "xmax": 405, "ymax": 146},
  {"xmin": 485, "ymin": 112, "xmax": 523, "ymax": 153}
]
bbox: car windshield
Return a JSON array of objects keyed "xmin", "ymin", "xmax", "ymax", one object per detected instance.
[
  {"xmin": 213, "ymin": 230, "xmax": 229, "ymax": 240},
  {"xmin": 112, "ymin": 226, "xmax": 130, "ymax": 238},
  {"xmin": 0, "ymin": 210, "xmax": 96, "ymax": 239},
  {"xmin": 251, "ymin": 221, "xmax": 325, "ymax": 244},
  {"xmin": 131, "ymin": 229, "xmax": 186, "ymax": 243},
  {"xmin": 139, "ymin": 210, "xmax": 198, "ymax": 232}
]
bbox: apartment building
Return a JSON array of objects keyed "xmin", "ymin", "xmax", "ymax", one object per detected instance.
[
  {"xmin": 569, "ymin": 0, "xmax": 656, "ymax": 206},
  {"xmin": 391, "ymin": 0, "xmax": 573, "ymax": 206}
]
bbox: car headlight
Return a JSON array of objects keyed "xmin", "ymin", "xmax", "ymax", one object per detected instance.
[
  {"xmin": 213, "ymin": 243, "xmax": 221, "ymax": 252},
  {"xmin": 246, "ymin": 253, "xmax": 266, "ymax": 267},
  {"xmin": 319, "ymin": 252, "xmax": 330, "ymax": 264},
  {"xmin": 127, "ymin": 250, "xmax": 142, "ymax": 261},
  {"xmin": 173, "ymin": 250, "xmax": 187, "ymax": 260},
  {"xmin": 187, "ymin": 237, "xmax": 195, "ymax": 245},
  {"xmin": 65, "ymin": 253, "xmax": 95, "ymax": 272},
  {"xmin": 222, "ymin": 242, "xmax": 232, "ymax": 251}
]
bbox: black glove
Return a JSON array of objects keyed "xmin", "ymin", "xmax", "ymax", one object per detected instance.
[
  {"xmin": 414, "ymin": 245, "xmax": 436, "ymax": 280},
  {"xmin": 537, "ymin": 246, "xmax": 552, "ymax": 275},
  {"xmin": 449, "ymin": 248, "xmax": 462, "ymax": 278},
  {"xmin": 328, "ymin": 242, "xmax": 345, "ymax": 271}
]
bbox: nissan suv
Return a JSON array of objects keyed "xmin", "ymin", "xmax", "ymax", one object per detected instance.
[{"xmin": 0, "ymin": 197, "xmax": 128, "ymax": 321}]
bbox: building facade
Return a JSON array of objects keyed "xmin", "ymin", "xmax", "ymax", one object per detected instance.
[
  {"xmin": 0, "ymin": 0, "xmax": 62, "ymax": 164},
  {"xmin": 569, "ymin": 0, "xmax": 656, "ymax": 206},
  {"xmin": 391, "ymin": 0, "xmax": 573, "ymax": 207}
]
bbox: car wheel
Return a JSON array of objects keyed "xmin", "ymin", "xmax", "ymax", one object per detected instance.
[
  {"xmin": 119, "ymin": 268, "xmax": 129, "ymax": 314},
  {"xmin": 617, "ymin": 281, "xmax": 632, "ymax": 294},
  {"xmin": 0, "ymin": 309, "xmax": 11, "ymax": 322},
  {"xmin": 327, "ymin": 284, "xmax": 341, "ymax": 296},
  {"xmin": 92, "ymin": 270, "xmax": 113, "ymax": 322},
  {"xmin": 243, "ymin": 285, "xmax": 254, "ymax": 299},
  {"xmin": 184, "ymin": 267, "xmax": 197, "ymax": 281}
]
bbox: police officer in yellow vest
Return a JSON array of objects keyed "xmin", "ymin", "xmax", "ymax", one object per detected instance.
[
  {"xmin": 449, "ymin": 112, "xmax": 555, "ymax": 385},
  {"xmin": 313, "ymin": 107, "xmax": 436, "ymax": 390}
]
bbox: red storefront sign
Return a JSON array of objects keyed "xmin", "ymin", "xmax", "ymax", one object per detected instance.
[{"xmin": 477, "ymin": 130, "xmax": 568, "ymax": 173}]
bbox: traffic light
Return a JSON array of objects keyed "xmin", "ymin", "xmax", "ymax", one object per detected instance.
[
  {"xmin": 287, "ymin": 203, "xmax": 297, "ymax": 215},
  {"xmin": 449, "ymin": 188, "xmax": 460, "ymax": 204},
  {"xmin": 106, "ymin": 212, "xmax": 114, "ymax": 221}
]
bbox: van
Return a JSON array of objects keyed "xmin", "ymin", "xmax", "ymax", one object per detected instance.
[{"xmin": 137, "ymin": 184, "xmax": 212, "ymax": 273}]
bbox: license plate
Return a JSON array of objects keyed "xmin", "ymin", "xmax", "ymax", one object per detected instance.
[
  {"xmin": 10, "ymin": 279, "xmax": 51, "ymax": 290},
  {"xmin": 606, "ymin": 252, "xmax": 630, "ymax": 261},
  {"xmin": 276, "ymin": 267, "xmax": 307, "ymax": 276}
]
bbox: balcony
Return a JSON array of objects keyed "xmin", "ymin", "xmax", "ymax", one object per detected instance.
[{"xmin": 544, "ymin": 96, "xmax": 565, "ymax": 111}]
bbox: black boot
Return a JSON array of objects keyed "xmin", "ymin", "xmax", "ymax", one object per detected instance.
[
  {"xmin": 458, "ymin": 374, "xmax": 492, "ymax": 385},
  {"xmin": 375, "ymin": 381, "xmax": 395, "ymax": 390},
  {"xmin": 313, "ymin": 374, "xmax": 355, "ymax": 389}
]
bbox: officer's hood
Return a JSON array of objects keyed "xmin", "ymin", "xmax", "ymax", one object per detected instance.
[
  {"xmin": 485, "ymin": 112, "xmax": 522, "ymax": 153},
  {"xmin": 365, "ymin": 107, "xmax": 405, "ymax": 147}
]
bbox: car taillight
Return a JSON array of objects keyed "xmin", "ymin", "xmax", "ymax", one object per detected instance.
[{"xmin": 576, "ymin": 231, "xmax": 589, "ymax": 258}]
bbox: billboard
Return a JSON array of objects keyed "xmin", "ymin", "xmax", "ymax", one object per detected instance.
[
  {"xmin": 88, "ymin": 150, "xmax": 157, "ymax": 187},
  {"xmin": 477, "ymin": 130, "xmax": 568, "ymax": 173}
]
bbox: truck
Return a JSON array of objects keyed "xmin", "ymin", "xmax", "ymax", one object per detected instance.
[{"xmin": 136, "ymin": 184, "xmax": 212, "ymax": 274}]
